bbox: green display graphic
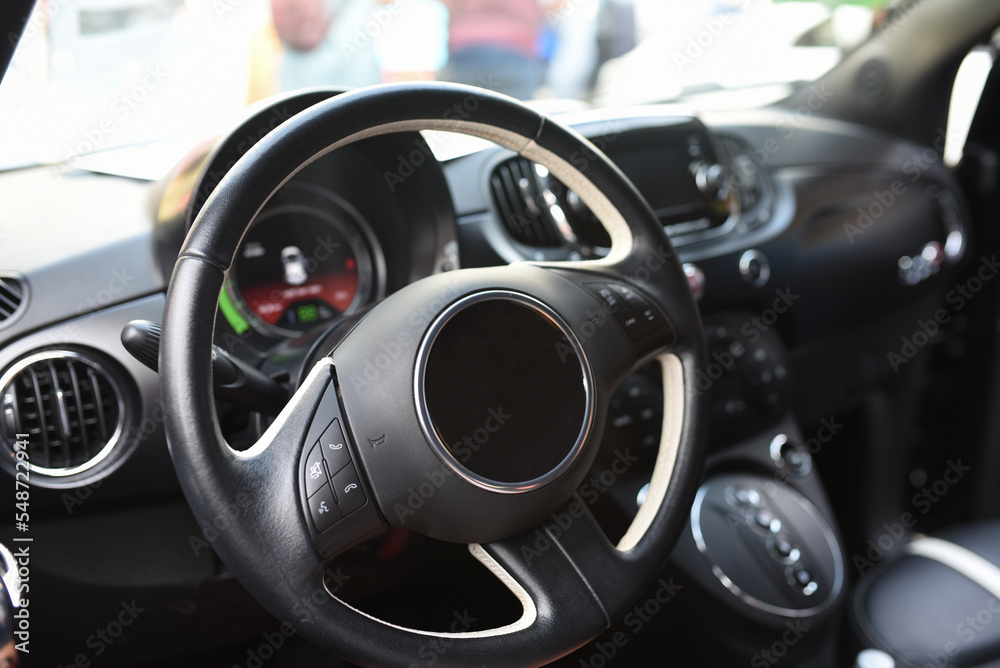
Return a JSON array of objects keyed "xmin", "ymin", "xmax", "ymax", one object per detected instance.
[
  {"xmin": 296, "ymin": 303, "xmax": 319, "ymax": 324},
  {"xmin": 219, "ymin": 289, "xmax": 250, "ymax": 335}
]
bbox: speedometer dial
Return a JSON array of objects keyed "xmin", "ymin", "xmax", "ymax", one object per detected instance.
[{"xmin": 226, "ymin": 189, "xmax": 383, "ymax": 338}]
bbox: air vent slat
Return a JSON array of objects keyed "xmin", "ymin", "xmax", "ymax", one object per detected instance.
[
  {"xmin": 0, "ymin": 291, "xmax": 18, "ymax": 315},
  {"xmin": 26, "ymin": 367, "xmax": 50, "ymax": 468},
  {"xmin": 510, "ymin": 160, "xmax": 542, "ymax": 245},
  {"xmin": 490, "ymin": 157, "xmax": 561, "ymax": 247},
  {"xmin": 0, "ymin": 281, "xmax": 22, "ymax": 304},
  {"xmin": 490, "ymin": 173, "xmax": 518, "ymax": 237},
  {"xmin": 67, "ymin": 362, "xmax": 90, "ymax": 459},
  {"xmin": 1, "ymin": 350, "xmax": 124, "ymax": 477},
  {"xmin": 0, "ymin": 275, "xmax": 26, "ymax": 327},
  {"xmin": 88, "ymin": 367, "xmax": 109, "ymax": 443},
  {"xmin": 0, "ymin": 281, "xmax": 20, "ymax": 298},
  {"xmin": 499, "ymin": 165, "xmax": 535, "ymax": 244},
  {"xmin": 46, "ymin": 361, "xmax": 73, "ymax": 468}
]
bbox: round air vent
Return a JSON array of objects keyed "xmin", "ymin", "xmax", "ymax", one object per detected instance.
[
  {"xmin": 0, "ymin": 349, "xmax": 128, "ymax": 479},
  {"xmin": 0, "ymin": 274, "xmax": 27, "ymax": 330}
]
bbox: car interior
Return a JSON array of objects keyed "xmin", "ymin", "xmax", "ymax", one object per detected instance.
[{"xmin": 2, "ymin": 0, "xmax": 1000, "ymax": 666}]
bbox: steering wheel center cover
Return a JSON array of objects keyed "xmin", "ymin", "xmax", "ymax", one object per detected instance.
[
  {"xmin": 416, "ymin": 290, "xmax": 594, "ymax": 492},
  {"xmin": 161, "ymin": 83, "xmax": 706, "ymax": 666}
]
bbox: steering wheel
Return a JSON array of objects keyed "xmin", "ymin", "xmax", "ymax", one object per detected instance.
[{"xmin": 160, "ymin": 83, "xmax": 706, "ymax": 667}]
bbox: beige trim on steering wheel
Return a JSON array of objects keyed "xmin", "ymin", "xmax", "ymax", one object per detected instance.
[{"xmin": 617, "ymin": 354, "xmax": 685, "ymax": 552}]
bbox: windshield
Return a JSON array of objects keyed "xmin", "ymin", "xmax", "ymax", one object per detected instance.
[{"xmin": 0, "ymin": 0, "xmax": 893, "ymax": 171}]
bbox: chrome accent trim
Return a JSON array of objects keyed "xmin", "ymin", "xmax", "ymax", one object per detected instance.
[
  {"xmin": 769, "ymin": 433, "xmax": 812, "ymax": 477},
  {"xmin": 690, "ymin": 475, "xmax": 844, "ymax": 618},
  {"xmin": 0, "ymin": 543, "xmax": 21, "ymax": 608},
  {"xmin": 854, "ymin": 648, "xmax": 896, "ymax": 668},
  {"xmin": 0, "ymin": 350, "xmax": 126, "ymax": 477},
  {"xmin": 414, "ymin": 290, "xmax": 595, "ymax": 494},
  {"xmin": 937, "ymin": 189, "xmax": 966, "ymax": 261},
  {"xmin": 329, "ymin": 543, "xmax": 538, "ymax": 639},
  {"xmin": 907, "ymin": 536, "xmax": 1000, "ymax": 600},
  {"xmin": 769, "ymin": 434, "xmax": 790, "ymax": 468},
  {"xmin": 945, "ymin": 230, "xmax": 964, "ymax": 259},
  {"xmin": 739, "ymin": 248, "xmax": 770, "ymax": 287}
]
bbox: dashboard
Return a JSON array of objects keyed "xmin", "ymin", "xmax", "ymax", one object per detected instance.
[
  {"xmin": 0, "ymin": 86, "xmax": 966, "ymax": 501},
  {"xmin": 0, "ymin": 87, "xmax": 973, "ymax": 665}
]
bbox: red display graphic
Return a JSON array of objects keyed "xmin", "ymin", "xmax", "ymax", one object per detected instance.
[{"xmin": 240, "ymin": 271, "xmax": 358, "ymax": 325}]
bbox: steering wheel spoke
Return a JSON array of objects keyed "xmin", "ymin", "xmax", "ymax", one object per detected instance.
[
  {"xmin": 252, "ymin": 358, "xmax": 388, "ymax": 558},
  {"xmin": 481, "ymin": 493, "xmax": 622, "ymax": 622},
  {"xmin": 466, "ymin": 509, "xmax": 614, "ymax": 653}
]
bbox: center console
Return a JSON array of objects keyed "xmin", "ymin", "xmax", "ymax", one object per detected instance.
[
  {"xmin": 688, "ymin": 469, "xmax": 844, "ymax": 618},
  {"xmin": 597, "ymin": 309, "xmax": 848, "ymax": 665},
  {"xmin": 667, "ymin": 419, "xmax": 848, "ymax": 665},
  {"xmin": 686, "ymin": 312, "xmax": 846, "ymax": 663}
]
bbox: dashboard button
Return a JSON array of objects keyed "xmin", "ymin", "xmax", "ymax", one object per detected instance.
[
  {"xmin": 772, "ymin": 535, "xmax": 793, "ymax": 558},
  {"xmin": 585, "ymin": 282, "xmax": 675, "ymax": 346},
  {"xmin": 308, "ymin": 483, "xmax": 341, "ymax": 533},
  {"xmin": 754, "ymin": 509, "xmax": 781, "ymax": 532},
  {"xmin": 614, "ymin": 307, "xmax": 641, "ymax": 335},
  {"xmin": 770, "ymin": 434, "xmax": 813, "ymax": 477},
  {"xmin": 303, "ymin": 444, "xmax": 328, "ymax": 498},
  {"xmin": 607, "ymin": 283, "xmax": 673, "ymax": 342},
  {"xmin": 607, "ymin": 282, "xmax": 643, "ymax": 306},
  {"xmin": 630, "ymin": 305, "xmax": 661, "ymax": 338},
  {"xmin": 333, "ymin": 464, "xmax": 366, "ymax": 516},
  {"xmin": 586, "ymin": 283, "xmax": 625, "ymax": 313},
  {"xmin": 683, "ymin": 263, "xmax": 705, "ymax": 300},
  {"xmin": 320, "ymin": 418, "xmax": 351, "ymax": 476},
  {"xmin": 730, "ymin": 486, "xmax": 761, "ymax": 509},
  {"xmin": 304, "ymin": 381, "xmax": 340, "ymax": 450}
]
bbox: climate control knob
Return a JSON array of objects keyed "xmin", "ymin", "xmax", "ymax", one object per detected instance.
[{"xmin": 694, "ymin": 162, "xmax": 729, "ymax": 199}]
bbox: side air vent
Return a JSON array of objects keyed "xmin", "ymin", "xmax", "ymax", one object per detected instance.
[
  {"xmin": 0, "ymin": 350, "xmax": 126, "ymax": 477},
  {"xmin": 0, "ymin": 274, "xmax": 27, "ymax": 328},
  {"xmin": 490, "ymin": 158, "xmax": 562, "ymax": 247}
]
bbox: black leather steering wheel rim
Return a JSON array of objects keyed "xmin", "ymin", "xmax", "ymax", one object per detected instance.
[{"xmin": 161, "ymin": 83, "xmax": 707, "ymax": 667}]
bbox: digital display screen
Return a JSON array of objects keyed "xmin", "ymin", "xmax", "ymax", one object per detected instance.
[
  {"xmin": 232, "ymin": 207, "xmax": 361, "ymax": 334},
  {"xmin": 599, "ymin": 126, "xmax": 732, "ymax": 232},
  {"xmin": 609, "ymin": 147, "xmax": 702, "ymax": 214}
]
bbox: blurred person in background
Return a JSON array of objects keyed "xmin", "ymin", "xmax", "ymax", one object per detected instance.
[
  {"xmin": 259, "ymin": 0, "xmax": 448, "ymax": 97},
  {"xmin": 441, "ymin": 0, "xmax": 565, "ymax": 101},
  {"xmin": 270, "ymin": 0, "xmax": 382, "ymax": 91},
  {"xmin": 597, "ymin": 0, "xmax": 636, "ymax": 67},
  {"xmin": 543, "ymin": 0, "xmax": 600, "ymax": 100}
]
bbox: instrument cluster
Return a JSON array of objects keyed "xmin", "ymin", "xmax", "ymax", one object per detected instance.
[{"xmin": 222, "ymin": 184, "xmax": 384, "ymax": 339}]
